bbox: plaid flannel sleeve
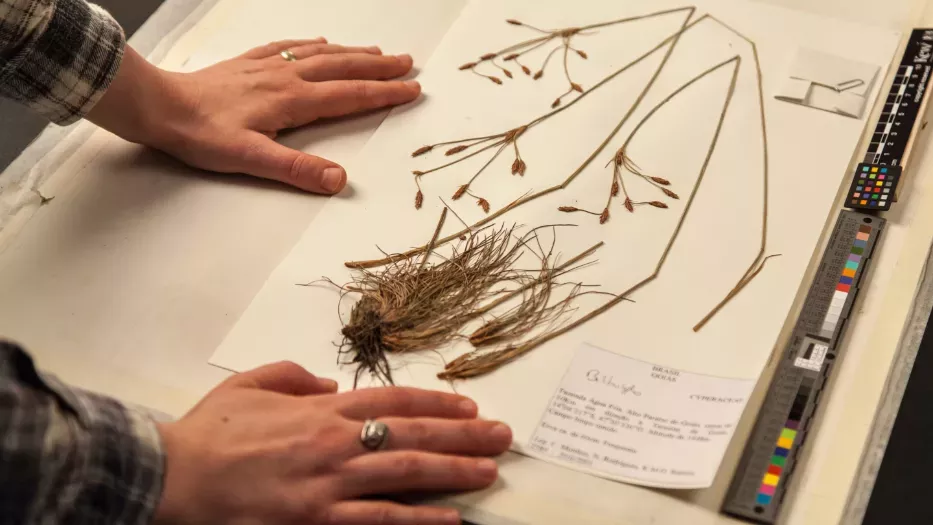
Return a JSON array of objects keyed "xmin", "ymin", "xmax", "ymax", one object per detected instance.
[
  {"xmin": 0, "ymin": 0, "xmax": 125, "ymax": 125},
  {"xmin": 0, "ymin": 342, "xmax": 164, "ymax": 524}
]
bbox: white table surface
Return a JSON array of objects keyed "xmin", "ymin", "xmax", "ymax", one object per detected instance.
[{"xmin": 0, "ymin": 0, "xmax": 930, "ymax": 523}]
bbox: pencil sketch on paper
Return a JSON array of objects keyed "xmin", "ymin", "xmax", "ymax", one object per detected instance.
[{"xmin": 329, "ymin": 6, "xmax": 780, "ymax": 384}]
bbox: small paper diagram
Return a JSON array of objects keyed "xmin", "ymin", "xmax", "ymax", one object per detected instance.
[{"xmin": 775, "ymin": 48, "xmax": 880, "ymax": 119}]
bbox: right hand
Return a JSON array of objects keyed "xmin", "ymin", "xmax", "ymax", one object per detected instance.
[{"xmin": 154, "ymin": 362, "xmax": 512, "ymax": 524}]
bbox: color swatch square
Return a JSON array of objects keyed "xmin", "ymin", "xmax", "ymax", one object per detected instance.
[{"xmin": 848, "ymin": 163, "xmax": 902, "ymax": 211}]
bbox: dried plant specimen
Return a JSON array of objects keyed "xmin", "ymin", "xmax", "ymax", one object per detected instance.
[
  {"xmin": 411, "ymin": 7, "xmax": 697, "ymax": 211},
  {"xmin": 460, "ymin": 7, "xmax": 692, "ymax": 107},
  {"xmin": 440, "ymin": 53, "xmax": 744, "ymax": 380},
  {"xmin": 330, "ymin": 207, "xmax": 604, "ymax": 385},
  {"xmin": 361, "ymin": 10, "xmax": 776, "ymax": 335}
]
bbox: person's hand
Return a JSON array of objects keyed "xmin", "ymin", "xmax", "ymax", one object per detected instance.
[
  {"xmin": 154, "ymin": 361, "xmax": 512, "ymax": 525},
  {"xmin": 87, "ymin": 39, "xmax": 421, "ymax": 194}
]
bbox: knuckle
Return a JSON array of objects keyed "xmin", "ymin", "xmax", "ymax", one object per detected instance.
[
  {"xmin": 288, "ymin": 154, "xmax": 307, "ymax": 183},
  {"xmin": 350, "ymin": 79, "xmax": 371, "ymax": 100},
  {"xmin": 407, "ymin": 421, "xmax": 430, "ymax": 448},
  {"xmin": 393, "ymin": 453, "xmax": 424, "ymax": 479}
]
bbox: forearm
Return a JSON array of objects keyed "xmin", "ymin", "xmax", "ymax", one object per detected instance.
[
  {"xmin": 0, "ymin": 0, "xmax": 125, "ymax": 124},
  {"xmin": 0, "ymin": 342, "xmax": 164, "ymax": 524}
]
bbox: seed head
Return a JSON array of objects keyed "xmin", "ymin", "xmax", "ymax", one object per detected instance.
[
  {"xmin": 648, "ymin": 201, "xmax": 668, "ymax": 209},
  {"xmin": 651, "ymin": 176, "xmax": 670, "ymax": 185},
  {"xmin": 445, "ymin": 145, "xmax": 468, "ymax": 156},
  {"xmin": 577, "ymin": 50, "xmax": 588, "ymax": 59},
  {"xmin": 521, "ymin": 65, "xmax": 531, "ymax": 75},
  {"xmin": 551, "ymin": 98, "xmax": 561, "ymax": 108},
  {"xmin": 503, "ymin": 53, "xmax": 519, "ymax": 61},
  {"xmin": 611, "ymin": 181, "xmax": 619, "ymax": 197},
  {"xmin": 506, "ymin": 19, "xmax": 522, "ymax": 25},
  {"xmin": 662, "ymin": 188, "xmax": 680, "ymax": 199},
  {"xmin": 412, "ymin": 170, "xmax": 425, "ymax": 176},
  {"xmin": 459, "ymin": 234, "xmax": 468, "ymax": 241},
  {"xmin": 414, "ymin": 190, "xmax": 424, "ymax": 209},
  {"xmin": 452, "ymin": 184, "xmax": 469, "ymax": 200},
  {"xmin": 503, "ymin": 69, "xmax": 513, "ymax": 79},
  {"xmin": 599, "ymin": 208, "xmax": 610, "ymax": 224},
  {"xmin": 478, "ymin": 198, "xmax": 490, "ymax": 213},
  {"xmin": 533, "ymin": 70, "xmax": 543, "ymax": 80},
  {"xmin": 489, "ymin": 76, "xmax": 503, "ymax": 85},
  {"xmin": 624, "ymin": 198, "xmax": 634, "ymax": 213},
  {"xmin": 511, "ymin": 158, "xmax": 526, "ymax": 176},
  {"xmin": 459, "ymin": 62, "xmax": 476, "ymax": 70},
  {"xmin": 480, "ymin": 53, "xmax": 497, "ymax": 60},
  {"xmin": 411, "ymin": 145, "xmax": 433, "ymax": 157},
  {"xmin": 558, "ymin": 206, "xmax": 579, "ymax": 212},
  {"xmin": 571, "ymin": 83, "xmax": 583, "ymax": 93}
]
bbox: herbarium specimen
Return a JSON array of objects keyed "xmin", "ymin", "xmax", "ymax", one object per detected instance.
[
  {"xmin": 331, "ymin": 207, "xmax": 605, "ymax": 385},
  {"xmin": 333, "ymin": 7, "xmax": 780, "ymax": 380}
]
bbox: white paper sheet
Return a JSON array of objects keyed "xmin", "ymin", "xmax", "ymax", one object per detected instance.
[
  {"xmin": 210, "ymin": 0, "xmax": 899, "ymax": 488},
  {"xmin": 775, "ymin": 48, "xmax": 880, "ymax": 118},
  {"xmin": 527, "ymin": 343, "xmax": 754, "ymax": 488}
]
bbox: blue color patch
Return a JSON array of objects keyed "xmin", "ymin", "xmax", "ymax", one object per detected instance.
[
  {"xmin": 774, "ymin": 447, "xmax": 789, "ymax": 458},
  {"xmin": 757, "ymin": 494, "xmax": 773, "ymax": 505}
]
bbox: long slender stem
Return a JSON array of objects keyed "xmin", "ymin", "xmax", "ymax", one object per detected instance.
[
  {"xmin": 692, "ymin": 14, "xmax": 772, "ymax": 331},
  {"xmin": 348, "ymin": 9, "xmax": 699, "ymax": 270},
  {"xmin": 443, "ymin": 56, "xmax": 743, "ymax": 379}
]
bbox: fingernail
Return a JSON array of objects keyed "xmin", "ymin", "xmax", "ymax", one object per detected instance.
[
  {"xmin": 458, "ymin": 399, "xmax": 477, "ymax": 416},
  {"xmin": 404, "ymin": 80, "xmax": 421, "ymax": 90},
  {"xmin": 320, "ymin": 378, "xmax": 338, "ymax": 391},
  {"xmin": 396, "ymin": 53, "xmax": 413, "ymax": 65},
  {"xmin": 489, "ymin": 422, "xmax": 512, "ymax": 441},
  {"xmin": 476, "ymin": 458, "xmax": 498, "ymax": 477},
  {"xmin": 322, "ymin": 167, "xmax": 346, "ymax": 193},
  {"xmin": 367, "ymin": 46, "xmax": 382, "ymax": 53}
]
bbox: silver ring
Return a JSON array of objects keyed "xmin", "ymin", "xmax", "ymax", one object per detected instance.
[
  {"xmin": 280, "ymin": 49, "xmax": 297, "ymax": 62},
  {"xmin": 360, "ymin": 419, "xmax": 389, "ymax": 451}
]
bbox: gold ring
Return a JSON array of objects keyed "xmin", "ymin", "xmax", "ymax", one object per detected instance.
[{"xmin": 280, "ymin": 49, "xmax": 297, "ymax": 62}]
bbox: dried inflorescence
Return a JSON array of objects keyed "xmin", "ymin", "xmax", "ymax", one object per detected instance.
[
  {"xmin": 410, "ymin": 125, "xmax": 529, "ymax": 213},
  {"xmin": 332, "ymin": 209, "xmax": 602, "ymax": 385},
  {"xmin": 459, "ymin": 19, "xmax": 592, "ymax": 107}
]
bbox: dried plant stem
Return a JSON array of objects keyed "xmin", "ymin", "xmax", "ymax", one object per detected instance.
[
  {"xmin": 357, "ymin": 9, "xmax": 699, "ymax": 269},
  {"xmin": 467, "ymin": 6, "xmax": 697, "ymax": 101},
  {"xmin": 692, "ymin": 14, "xmax": 774, "ymax": 331},
  {"xmin": 440, "ymin": 55, "xmax": 743, "ymax": 379},
  {"xmin": 419, "ymin": 207, "xmax": 448, "ymax": 270}
]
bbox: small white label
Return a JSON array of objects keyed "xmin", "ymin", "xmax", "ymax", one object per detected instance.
[
  {"xmin": 794, "ymin": 341, "xmax": 828, "ymax": 372},
  {"xmin": 526, "ymin": 343, "xmax": 755, "ymax": 488}
]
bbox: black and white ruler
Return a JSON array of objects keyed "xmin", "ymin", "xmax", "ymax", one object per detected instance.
[{"xmin": 723, "ymin": 28, "xmax": 933, "ymax": 524}]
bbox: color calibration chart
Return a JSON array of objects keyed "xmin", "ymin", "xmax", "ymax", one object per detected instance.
[
  {"xmin": 848, "ymin": 164, "xmax": 901, "ymax": 211},
  {"xmin": 724, "ymin": 211, "xmax": 885, "ymax": 523}
]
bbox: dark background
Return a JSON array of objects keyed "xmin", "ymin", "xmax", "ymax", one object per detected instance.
[
  {"xmin": 0, "ymin": 0, "xmax": 166, "ymax": 172},
  {"xmin": 862, "ymin": 306, "xmax": 933, "ymax": 525}
]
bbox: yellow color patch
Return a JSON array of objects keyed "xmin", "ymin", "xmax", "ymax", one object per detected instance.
[
  {"xmin": 777, "ymin": 437, "xmax": 794, "ymax": 449},
  {"xmin": 763, "ymin": 473, "xmax": 780, "ymax": 487}
]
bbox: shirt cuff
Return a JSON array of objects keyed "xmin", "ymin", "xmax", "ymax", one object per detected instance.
[{"xmin": 0, "ymin": 0, "xmax": 126, "ymax": 125}]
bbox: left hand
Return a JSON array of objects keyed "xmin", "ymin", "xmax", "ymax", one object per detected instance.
[{"xmin": 88, "ymin": 38, "xmax": 421, "ymax": 194}]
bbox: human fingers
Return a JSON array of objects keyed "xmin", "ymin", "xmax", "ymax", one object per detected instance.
[
  {"xmin": 295, "ymin": 80, "xmax": 421, "ymax": 120},
  {"xmin": 224, "ymin": 361, "xmax": 338, "ymax": 395},
  {"xmin": 319, "ymin": 501, "xmax": 460, "ymax": 525},
  {"xmin": 338, "ymin": 451, "xmax": 498, "ymax": 497},
  {"xmin": 337, "ymin": 387, "xmax": 477, "ymax": 420},
  {"xmin": 239, "ymin": 38, "xmax": 328, "ymax": 59},
  {"xmin": 373, "ymin": 418, "xmax": 512, "ymax": 456},
  {"xmin": 296, "ymin": 53, "xmax": 413, "ymax": 82},
  {"xmin": 236, "ymin": 133, "xmax": 347, "ymax": 194},
  {"xmin": 286, "ymin": 43, "xmax": 382, "ymax": 60}
]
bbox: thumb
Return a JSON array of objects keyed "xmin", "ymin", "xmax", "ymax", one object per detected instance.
[
  {"xmin": 240, "ymin": 133, "xmax": 347, "ymax": 194},
  {"xmin": 223, "ymin": 361, "xmax": 339, "ymax": 395}
]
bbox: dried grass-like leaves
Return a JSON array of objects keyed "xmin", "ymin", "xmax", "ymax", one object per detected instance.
[{"xmin": 333, "ymin": 218, "xmax": 599, "ymax": 386}]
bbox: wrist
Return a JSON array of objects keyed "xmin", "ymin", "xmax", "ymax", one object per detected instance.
[{"xmin": 85, "ymin": 47, "xmax": 192, "ymax": 150}]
